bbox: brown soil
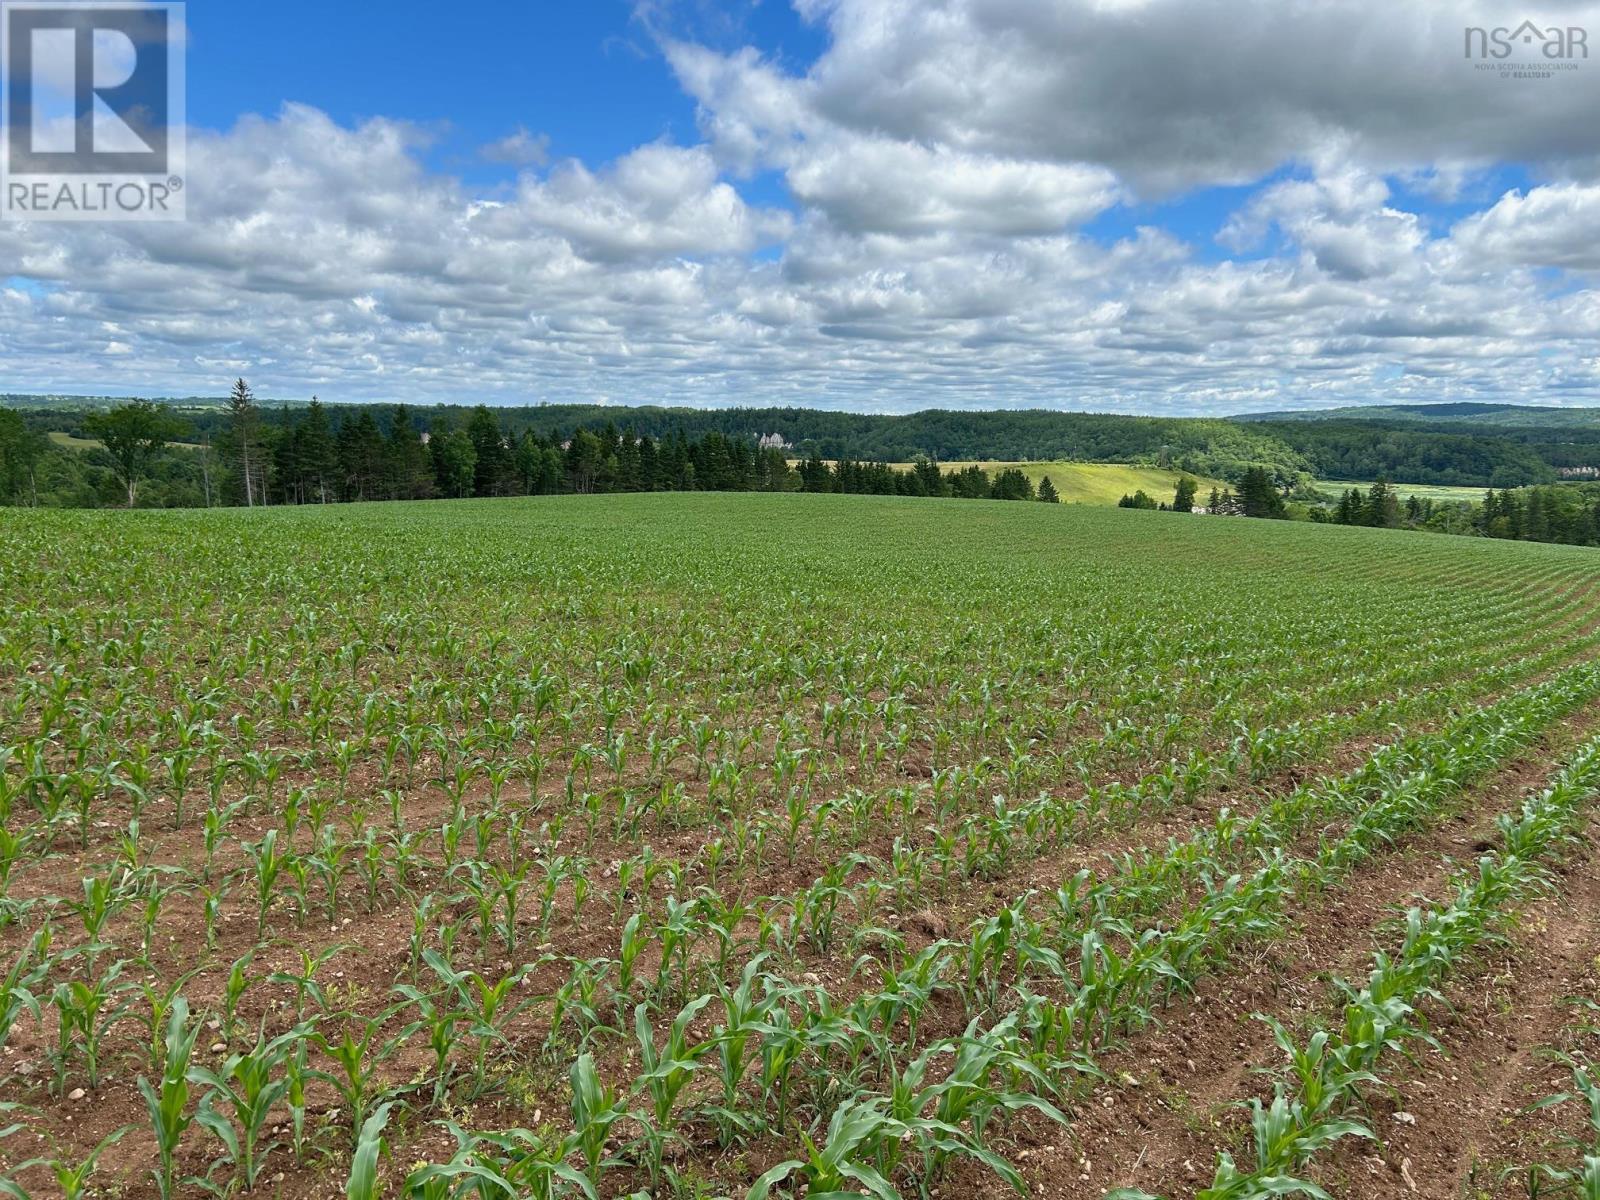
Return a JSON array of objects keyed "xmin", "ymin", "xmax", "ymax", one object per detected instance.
[{"xmin": 944, "ymin": 713, "xmax": 1600, "ymax": 1200}]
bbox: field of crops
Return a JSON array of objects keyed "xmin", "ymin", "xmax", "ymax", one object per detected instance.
[{"xmin": 5, "ymin": 492, "xmax": 1600, "ymax": 1200}]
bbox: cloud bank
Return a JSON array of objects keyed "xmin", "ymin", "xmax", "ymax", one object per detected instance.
[{"xmin": 3, "ymin": 0, "xmax": 1600, "ymax": 413}]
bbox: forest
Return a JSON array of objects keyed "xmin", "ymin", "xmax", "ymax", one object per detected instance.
[
  {"xmin": 0, "ymin": 389, "xmax": 1061, "ymax": 511},
  {"xmin": 7, "ymin": 388, "xmax": 1600, "ymax": 550},
  {"xmin": 11, "ymin": 392, "xmax": 1593, "ymax": 490},
  {"xmin": 1321, "ymin": 479, "xmax": 1600, "ymax": 547}
]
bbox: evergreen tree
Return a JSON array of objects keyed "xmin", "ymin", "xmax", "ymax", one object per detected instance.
[
  {"xmin": 799, "ymin": 453, "xmax": 831, "ymax": 493},
  {"xmin": 616, "ymin": 431, "xmax": 643, "ymax": 491},
  {"xmin": 464, "ymin": 405, "xmax": 512, "ymax": 496},
  {"xmin": 949, "ymin": 465, "xmax": 991, "ymax": 499},
  {"xmin": 1172, "ymin": 476, "xmax": 1197, "ymax": 512},
  {"xmin": 514, "ymin": 431, "xmax": 546, "ymax": 494},
  {"xmin": 387, "ymin": 405, "xmax": 434, "ymax": 500},
  {"xmin": 637, "ymin": 435, "xmax": 659, "ymax": 490},
  {"xmin": 1238, "ymin": 467, "xmax": 1285, "ymax": 518},
  {"xmin": 912, "ymin": 456, "xmax": 946, "ymax": 498},
  {"xmin": 336, "ymin": 411, "xmax": 386, "ymax": 501},
  {"xmin": 991, "ymin": 468, "xmax": 1035, "ymax": 501},
  {"xmin": 1037, "ymin": 474, "xmax": 1060, "ymax": 503},
  {"xmin": 566, "ymin": 429, "xmax": 603, "ymax": 494},
  {"xmin": 226, "ymin": 379, "xmax": 265, "ymax": 507},
  {"xmin": 1524, "ymin": 488, "xmax": 1549, "ymax": 541},
  {"xmin": 1364, "ymin": 478, "xmax": 1400, "ymax": 528},
  {"xmin": 298, "ymin": 397, "xmax": 337, "ymax": 503}
]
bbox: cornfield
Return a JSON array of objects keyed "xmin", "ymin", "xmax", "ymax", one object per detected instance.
[{"xmin": 3, "ymin": 491, "xmax": 1600, "ymax": 1199}]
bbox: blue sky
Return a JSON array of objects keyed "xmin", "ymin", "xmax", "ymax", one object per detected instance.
[
  {"xmin": 186, "ymin": 2, "xmax": 818, "ymax": 186},
  {"xmin": 2, "ymin": 0, "xmax": 1599, "ymax": 413}
]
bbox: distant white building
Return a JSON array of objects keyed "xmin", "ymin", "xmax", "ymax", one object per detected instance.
[{"xmin": 757, "ymin": 433, "xmax": 792, "ymax": 450}]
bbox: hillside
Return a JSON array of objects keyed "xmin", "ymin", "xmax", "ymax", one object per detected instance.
[
  {"xmin": 9, "ymin": 393, "xmax": 1600, "ymax": 494},
  {"xmin": 1237, "ymin": 402, "xmax": 1600, "ymax": 428}
]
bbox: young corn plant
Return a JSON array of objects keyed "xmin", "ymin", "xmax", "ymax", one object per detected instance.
[
  {"xmin": 392, "ymin": 980, "xmax": 466, "ymax": 1106},
  {"xmin": 0, "ymin": 1127, "xmax": 130, "ymax": 1200},
  {"xmin": 268, "ymin": 943, "xmax": 347, "ymax": 1023},
  {"xmin": 0, "ymin": 928, "xmax": 51, "ymax": 1053},
  {"xmin": 131, "ymin": 967, "xmax": 203, "ymax": 1075},
  {"xmin": 243, "ymin": 828, "xmax": 288, "ymax": 938},
  {"xmin": 66, "ymin": 873, "xmax": 126, "ymax": 977},
  {"xmin": 1520, "ymin": 1031, "xmax": 1600, "ymax": 1197},
  {"xmin": 707, "ymin": 958, "xmax": 788, "ymax": 1146},
  {"xmin": 311, "ymin": 1013, "xmax": 411, "ymax": 1154},
  {"xmin": 631, "ymin": 995, "xmax": 715, "ymax": 1184},
  {"xmin": 190, "ymin": 1023, "xmax": 307, "ymax": 1192},
  {"xmin": 402, "ymin": 1123, "xmax": 596, "ymax": 1200},
  {"xmin": 904, "ymin": 1017, "xmax": 1070, "ymax": 1192},
  {"xmin": 569, "ymin": 1052, "xmax": 648, "ymax": 1189},
  {"xmin": 746, "ymin": 1096, "xmax": 909, "ymax": 1200},
  {"xmin": 343, "ymin": 1102, "xmax": 393, "ymax": 1200},
  {"xmin": 218, "ymin": 951, "xmax": 260, "ymax": 1042},
  {"xmin": 50, "ymin": 960, "xmax": 130, "ymax": 1094},
  {"xmin": 136, "ymin": 996, "xmax": 202, "ymax": 1200},
  {"xmin": 423, "ymin": 949, "xmax": 530, "ymax": 1097}
]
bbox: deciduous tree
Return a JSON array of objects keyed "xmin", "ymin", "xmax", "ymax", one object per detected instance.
[{"xmin": 85, "ymin": 400, "xmax": 184, "ymax": 507}]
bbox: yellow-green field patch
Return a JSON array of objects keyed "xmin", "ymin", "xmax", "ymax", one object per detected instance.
[{"xmin": 927, "ymin": 461, "xmax": 1230, "ymax": 505}]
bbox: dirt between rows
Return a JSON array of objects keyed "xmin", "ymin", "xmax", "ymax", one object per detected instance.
[
  {"xmin": 1324, "ymin": 832, "xmax": 1600, "ymax": 1198},
  {"xmin": 6, "ymin": 688, "xmax": 1600, "ymax": 1197},
  {"xmin": 941, "ymin": 710, "xmax": 1600, "ymax": 1200}
]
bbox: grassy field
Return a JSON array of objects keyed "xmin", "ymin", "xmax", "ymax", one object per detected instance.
[
  {"xmin": 46, "ymin": 430, "xmax": 105, "ymax": 450},
  {"xmin": 48, "ymin": 430, "xmax": 201, "ymax": 451},
  {"xmin": 1319, "ymin": 478, "xmax": 1490, "ymax": 503},
  {"xmin": 899, "ymin": 460, "xmax": 1228, "ymax": 504},
  {"xmin": 3, "ymin": 493, "xmax": 1599, "ymax": 1198}
]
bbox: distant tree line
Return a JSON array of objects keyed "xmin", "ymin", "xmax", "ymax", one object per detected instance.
[
  {"xmin": 164, "ymin": 401, "xmax": 1316, "ymax": 483},
  {"xmin": 1245, "ymin": 419, "xmax": 1557, "ymax": 488},
  {"xmin": 8, "ymin": 395, "xmax": 1587, "ymax": 494},
  {"xmin": 9, "ymin": 392, "xmax": 1598, "ymax": 543},
  {"xmin": 0, "ymin": 385, "xmax": 1066, "ymax": 509},
  {"xmin": 797, "ymin": 457, "xmax": 1052, "ymax": 501},
  {"xmin": 1316, "ymin": 479, "xmax": 1600, "ymax": 546},
  {"xmin": 1117, "ymin": 471, "xmax": 1287, "ymax": 518}
]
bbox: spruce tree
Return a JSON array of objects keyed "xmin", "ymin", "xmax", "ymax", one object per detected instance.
[
  {"xmin": 299, "ymin": 397, "xmax": 336, "ymax": 503},
  {"xmin": 387, "ymin": 405, "xmax": 434, "ymax": 499},
  {"xmin": 467, "ymin": 405, "xmax": 510, "ymax": 497},
  {"xmin": 1365, "ymin": 478, "xmax": 1400, "ymax": 528},
  {"xmin": 1172, "ymin": 476, "xmax": 1196, "ymax": 512},
  {"xmin": 1237, "ymin": 468, "xmax": 1285, "ymax": 519},
  {"xmin": 226, "ymin": 379, "xmax": 264, "ymax": 507}
]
